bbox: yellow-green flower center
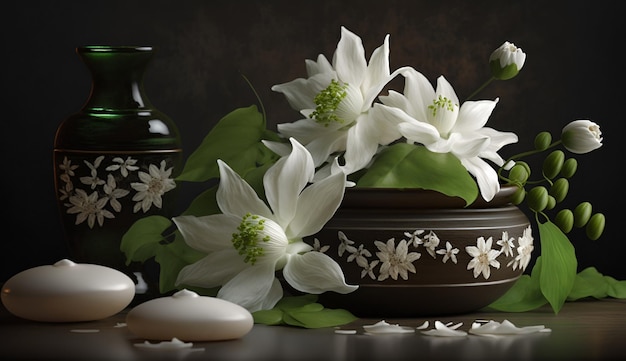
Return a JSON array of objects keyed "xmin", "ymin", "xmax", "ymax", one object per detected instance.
[
  {"xmin": 232, "ymin": 213, "xmax": 270, "ymax": 265},
  {"xmin": 428, "ymin": 95, "xmax": 455, "ymax": 117},
  {"xmin": 311, "ymin": 79, "xmax": 348, "ymax": 126}
]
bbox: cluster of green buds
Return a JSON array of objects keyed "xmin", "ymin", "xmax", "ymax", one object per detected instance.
[{"xmin": 500, "ymin": 120, "xmax": 605, "ymax": 240}]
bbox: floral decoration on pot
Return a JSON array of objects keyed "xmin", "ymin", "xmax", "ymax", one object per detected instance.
[{"xmin": 121, "ymin": 27, "xmax": 623, "ymax": 327}]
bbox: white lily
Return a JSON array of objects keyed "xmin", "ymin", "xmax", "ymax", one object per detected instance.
[
  {"xmin": 271, "ymin": 26, "xmax": 410, "ymax": 175},
  {"xmin": 379, "ymin": 68, "xmax": 518, "ymax": 201},
  {"xmin": 173, "ymin": 138, "xmax": 357, "ymax": 312}
]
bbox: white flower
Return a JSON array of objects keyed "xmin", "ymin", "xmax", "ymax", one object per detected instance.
[
  {"xmin": 131, "ymin": 160, "xmax": 176, "ymax": 213},
  {"xmin": 66, "ymin": 188, "xmax": 114, "ymax": 228},
  {"xmin": 106, "ymin": 156, "xmax": 139, "ymax": 177},
  {"xmin": 337, "ymin": 230, "xmax": 356, "ymax": 257},
  {"xmin": 404, "ymin": 229, "xmax": 425, "ymax": 248},
  {"xmin": 489, "ymin": 41, "xmax": 526, "ymax": 80},
  {"xmin": 436, "ymin": 241, "xmax": 459, "ymax": 264},
  {"xmin": 271, "ymin": 26, "xmax": 410, "ymax": 175},
  {"xmin": 311, "ymin": 238, "xmax": 330, "ymax": 253},
  {"xmin": 374, "ymin": 238, "xmax": 420, "ymax": 281},
  {"xmin": 103, "ymin": 174, "xmax": 130, "ymax": 212},
  {"xmin": 80, "ymin": 156, "xmax": 105, "ymax": 190},
  {"xmin": 510, "ymin": 226, "xmax": 534, "ymax": 271},
  {"xmin": 360, "ymin": 260, "xmax": 379, "ymax": 280},
  {"xmin": 496, "ymin": 231, "xmax": 515, "ymax": 257},
  {"xmin": 422, "ymin": 230, "xmax": 441, "ymax": 258},
  {"xmin": 561, "ymin": 119, "xmax": 603, "ymax": 154},
  {"xmin": 466, "ymin": 236, "xmax": 501, "ymax": 279},
  {"xmin": 173, "ymin": 138, "xmax": 357, "ymax": 312},
  {"xmin": 381, "ymin": 68, "xmax": 518, "ymax": 201},
  {"xmin": 347, "ymin": 244, "xmax": 372, "ymax": 267}
]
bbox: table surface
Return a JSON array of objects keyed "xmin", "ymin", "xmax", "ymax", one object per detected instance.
[{"xmin": 1, "ymin": 298, "xmax": 625, "ymax": 361}]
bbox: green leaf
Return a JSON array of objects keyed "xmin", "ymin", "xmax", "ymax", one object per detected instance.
[
  {"xmin": 251, "ymin": 295, "xmax": 358, "ymax": 328},
  {"xmin": 357, "ymin": 143, "xmax": 478, "ymax": 205},
  {"xmin": 605, "ymin": 276, "xmax": 626, "ymax": 299},
  {"xmin": 182, "ymin": 184, "xmax": 220, "ymax": 216},
  {"xmin": 154, "ymin": 233, "xmax": 206, "ymax": 293},
  {"xmin": 488, "ymin": 257, "xmax": 547, "ymax": 312},
  {"xmin": 537, "ymin": 220, "xmax": 577, "ymax": 313},
  {"xmin": 120, "ymin": 216, "xmax": 172, "ymax": 265},
  {"xmin": 568, "ymin": 267, "xmax": 609, "ymax": 301},
  {"xmin": 285, "ymin": 308, "xmax": 358, "ymax": 329},
  {"xmin": 176, "ymin": 105, "xmax": 275, "ymax": 182},
  {"xmin": 252, "ymin": 309, "xmax": 284, "ymax": 326}
]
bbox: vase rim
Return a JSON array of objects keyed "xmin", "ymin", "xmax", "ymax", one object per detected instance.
[
  {"xmin": 77, "ymin": 46, "xmax": 153, "ymax": 53},
  {"xmin": 341, "ymin": 184, "xmax": 519, "ymax": 209}
]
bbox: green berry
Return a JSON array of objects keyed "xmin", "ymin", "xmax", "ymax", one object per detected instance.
[
  {"xmin": 510, "ymin": 186, "xmax": 526, "ymax": 205},
  {"xmin": 560, "ymin": 158, "xmax": 578, "ymax": 178},
  {"xmin": 527, "ymin": 186, "xmax": 549, "ymax": 212},
  {"xmin": 554, "ymin": 209, "xmax": 574, "ymax": 233},
  {"xmin": 549, "ymin": 178, "xmax": 569, "ymax": 203},
  {"xmin": 534, "ymin": 131, "xmax": 552, "ymax": 151},
  {"xmin": 586, "ymin": 213, "xmax": 605, "ymax": 240},
  {"xmin": 542, "ymin": 150, "xmax": 565, "ymax": 180},
  {"xmin": 509, "ymin": 164, "xmax": 529, "ymax": 183},
  {"xmin": 573, "ymin": 202, "xmax": 592, "ymax": 228}
]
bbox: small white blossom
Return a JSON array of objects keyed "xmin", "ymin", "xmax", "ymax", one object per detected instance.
[
  {"xmin": 466, "ymin": 236, "xmax": 501, "ymax": 279},
  {"xmin": 311, "ymin": 238, "xmax": 330, "ymax": 253},
  {"xmin": 337, "ymin": 231, "xmax": 357, "ymax": 257},
  {"xmin": 131, "ymin": 160, "xmax": 176, "ymax": 213},
  {"xmin": 404, "ymin": 229, "xmax": 425, "ymax": 248},
  {"xmin": 106, "ymin": 156, "xmax": 139, "ymax": 177},
  {"xmin": 497, "ymin": 231, "xmax": 515, "ymax": 257},
  {"xmin": 510, "ymin": 226, "xmax": 534, "ymax": 271},
  {"xmin": 66, "ymin": 188, "xmax": 114, "ymax": 228},
  {"xmin": 436, "ymin": 241, "xmax": 459, "ymax": 264},
  {"xmin": 103, "ymin": 174, "xmax": 130, "ymax": 212},
  {"xmin": 374, "ymin": 238, "xmax": 420, "ymax": 281},
  {"xmin": 347, "ymin": 244, "xmax": 372, "ymax": 267},
  {"xmin": 423, "ymin": 231, "xmax": 441, "ymax": 258},
  {"xmin": 361, "ymin": 260, "xmax": 380, "ymax": 280}
]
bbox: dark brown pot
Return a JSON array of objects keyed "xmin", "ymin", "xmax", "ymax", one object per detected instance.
[{"xmin": 307, "ymin": 185, "xmax": 532, "ymax": 317}]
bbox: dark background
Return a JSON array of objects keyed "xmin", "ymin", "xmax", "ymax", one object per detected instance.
[{"xmin": 2, "ymin": 0, "xmax": 624, "ymax": 282}]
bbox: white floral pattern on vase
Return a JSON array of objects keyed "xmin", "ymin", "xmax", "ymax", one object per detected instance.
[
  {"xmin": 312, "ymin": 225, "xmax": 534, "ymax": 281},
  {"xmin": 56, "ymin": 155, "xmax": 176, "ymax": 229}
]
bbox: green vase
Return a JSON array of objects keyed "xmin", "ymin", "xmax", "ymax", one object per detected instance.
[{"xmin": 53, "ymin": 46, "xmax": 182, "ymax": 301}]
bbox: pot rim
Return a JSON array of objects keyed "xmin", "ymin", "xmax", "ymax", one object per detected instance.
[{"xmin": 341, "ymin": 184, "xmax": 519, "ymax": 209}]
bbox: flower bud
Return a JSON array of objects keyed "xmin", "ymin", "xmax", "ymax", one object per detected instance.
[
  {"xmin": 534, "ymin": 131, "xmax": 552, "ymax": 151},
  {"xmin": 510, "ymin": 186, "xmax": 526, "ymax": 205},
  {"xmin": 586, "ymin": 213, "xmax": 605, "ymax": 241},
  {"xmin": 573, "ymin": 202, "xmax": 592, "ymax": 228},
  {"xmin": 554, "ymin": 209, "xmax": 574, "ymax": 233},
  {"xmin": 509, "ymin": 163, "xmax": 529, "ymax": 183},
  {"xmin": 549, "ymin": 178, "xmax": 569, "ymax": 203},
  {"xmin": 489, "ymin": 41, "xmax": 526, "ymax": 80},
  {"xmin": 560, "ymin": 158, "xmax": 578, "ymax": 178},
  {"xmin": 542, "ymin": 150, "xmax": 564, "ymax": 180},
  {"xmin": 526, "ymin": 186, "xmax": 548, "ymax": 212},
  {"xmin": 545, "ymin": 195, "xmax": 556, "ymax": 210},
  {"xmin": 561, "ymin": 120, "xmax": 603, "ymax": 154}
]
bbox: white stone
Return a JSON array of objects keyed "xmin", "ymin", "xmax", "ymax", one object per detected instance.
[
  {"xmin": 1, "ymin": 259, "xmax": 135, "ymax": 322},
  {"xmin": 126, "ymin": 289, "xmax": 253, "ymax": 341}
]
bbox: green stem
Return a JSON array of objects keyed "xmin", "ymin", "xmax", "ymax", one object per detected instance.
[
  {"xmin": 507, "ymin": 140, "xmax": 563, "ymax": 161},
  {"xmin": 466, "ymin": 76, "xmax": 496, "ymax": 101}
]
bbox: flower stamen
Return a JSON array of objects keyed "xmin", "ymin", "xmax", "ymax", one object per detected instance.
[
  {"xmin": 232, "ymin": 213, "xmax": 270, "ymax": 265},
  {"xmin": 428, "ymin": 95, "xmax": 455, "ymax": 117},
  {"xmin": 311, "ymin": 79, "xmax": 348, "ymax": 126}
]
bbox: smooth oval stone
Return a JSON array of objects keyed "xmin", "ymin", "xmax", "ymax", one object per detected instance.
[
  {"xmin": 1, "ymin": 259, "xmax": 135, "ymax": 322},
  {"xmin": 126, "ymin": 289, "xmax": 253, "ymax": 341}
]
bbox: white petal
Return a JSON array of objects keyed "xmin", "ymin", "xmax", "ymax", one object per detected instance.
[
  {"xmin": 172, "ymin": 214, "xmax": 240, "ymax": 253},
  {"xmin": 264, "ymin": 138, "xmax": 314, "ymax": 228},
  {"xmin": 454, "ymin": 99, "xmax": 499, "ymax": 132},
  {"xmin": 282, "ymin": 251, "xmax": 358, "ymax": 294},
  {"xmin": 341, "ymin": 114, "xmax": 381, "ymax": 174},
  {"xmin": 287, "ymin": 166, "xmax": 346, "ymax": 238},
  {"xmin": 421, "ymin": 320, "xmax": 468, "ymax": 337},
  {"xmin": 361, "ymin": 34, "xmax": 390, "ymax": 95},
  {"xmin": 217, "ymin": 262, "xmax": 283, "ymax": 312},
  {"xmin": 401, "ymin": 68, "xmax": 436, "ymax": 122},
  {"xmin": 216, "ymin": 160, "xmax": 273, "ymax": 218},
  {"xmin": 398, "ymin": 118, "xmax": 442, "ymax": 146},
  {"xmin": 175, "ymin": 249, "xmax": 246, "ymax": 288},
  {"xmin": 461, "ymin": 157, "xmax": 500, "ymax": 202},
  {"xmin": 363, "ymin": 320, "xmax": 415, "ymax": 334},
  {"xmin": 334, "ymin": 26, "xmax": 367, "ymax": 86},
  {"xmin": 262, "ymin": 140, "xmax": 292, "ymax": 157}
]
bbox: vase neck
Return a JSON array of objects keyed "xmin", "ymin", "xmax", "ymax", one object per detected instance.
[{"xmin": 77, "ymin": 46, "xmax": 155, "ymax": 112}]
